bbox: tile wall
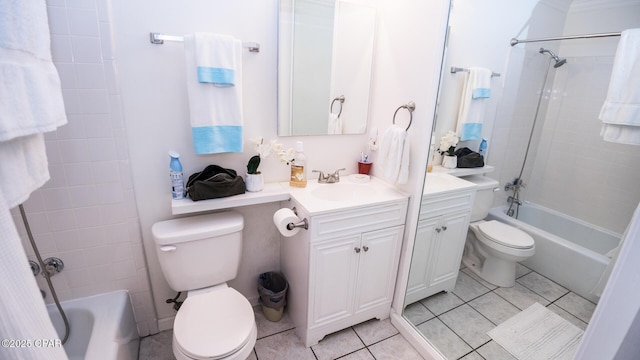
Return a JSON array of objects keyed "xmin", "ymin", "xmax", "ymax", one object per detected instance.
[{"xmin": 10, "ymin": 0, "xmax": 157, "ymax": 336}]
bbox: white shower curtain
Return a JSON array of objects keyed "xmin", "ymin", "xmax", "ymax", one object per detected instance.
[{"xmin": 0, "ymin": 1, "xmax": 68, "ymax": 358}]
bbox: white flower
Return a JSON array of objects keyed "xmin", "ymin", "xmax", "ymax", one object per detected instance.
[
  {"xmin": 251, "ymin": 137, "xmax": 283, "ymax": 159},
  {"xmin": 438, "ymin": 131, "xmax": 459, "ymax": 156},
  {"xmin": 277, "ymin": 148, "xmax": 295, "ymax": 164}
]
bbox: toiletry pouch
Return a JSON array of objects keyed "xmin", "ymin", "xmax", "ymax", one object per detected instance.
[
  {"xmin": 186, "ymin": 165, "xmax": 246, "ymax": 201},
  {"xmin": 455, "ymin": 147, "xmax": 485, "ymax": 168}
]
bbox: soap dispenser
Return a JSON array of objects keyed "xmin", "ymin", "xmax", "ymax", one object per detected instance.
[{"xmin": 289, "ymin": 141, "xmax": 307, "ymax": 188}]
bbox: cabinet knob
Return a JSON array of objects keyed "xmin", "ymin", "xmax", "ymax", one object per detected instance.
[
  {"xmin": 363, "ymin": 246, "xmax": 369, "ymax": 252},
  {"xmin": 435, "ymin": 228, "xmax": 441, "ymax": 233},
  {"xmin": 442, "ymin": 226, "xmax": 447, "ymax": 231},
  {"xmin": 354, "ymin": 247, "xmax": 361, "ymax": 253}
]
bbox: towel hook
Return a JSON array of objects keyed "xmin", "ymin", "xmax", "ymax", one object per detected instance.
[
  {"xmin": 330, "ymin": 95, "xmax": 345, "ymax": 118},
  {"xmin": 393, "ymin": 101, "xmax": 415, "ymax": 131}
]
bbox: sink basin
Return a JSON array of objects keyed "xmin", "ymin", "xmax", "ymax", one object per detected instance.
[{"xmin": 310, "ymin": 183, "xmax": 375, "ymax": 202}]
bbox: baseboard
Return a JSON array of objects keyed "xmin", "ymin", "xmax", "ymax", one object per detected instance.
[{"xmin": 158, "ymin": 316, "xmax": 175, "ymax": 332}]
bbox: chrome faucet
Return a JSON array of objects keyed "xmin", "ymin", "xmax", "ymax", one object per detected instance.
[
  {"xmin": 507, "ymin": 195, "xmax": 522, "ymax": 206},
  {"xmin": 312, "ymin": 168, "xmax": 345, "ymax": 183}
]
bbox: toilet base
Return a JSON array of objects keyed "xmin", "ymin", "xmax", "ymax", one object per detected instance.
[{"xmin": 462, "ymin": 255, "xmax": 516, "ymax": 287}]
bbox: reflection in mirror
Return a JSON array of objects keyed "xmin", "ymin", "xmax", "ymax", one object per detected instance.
[
  {"xmin": 278, "ymin": 0, "xmax": 376, "ymax": 136},
  {"xmin": 403, "ymin": 0, "xmax": 639, "ymax": 358}
]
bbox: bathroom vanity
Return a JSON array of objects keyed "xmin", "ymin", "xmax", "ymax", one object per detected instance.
[
  {"xmin": 404, "ymin": 172, "xmax": 476, "ymax": 305},
  {"xmin": 281, "ymin": 178, "xmax": 409, "ymax": 347}
]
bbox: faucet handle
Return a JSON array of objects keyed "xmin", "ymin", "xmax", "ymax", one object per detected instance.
[
  {"xmin": 312, "ymin": 170, "xmax": 326, "ymax": 182},
  {"xmin": 331, "ymin": 168, "xmax": 346, "ymax": 182}
]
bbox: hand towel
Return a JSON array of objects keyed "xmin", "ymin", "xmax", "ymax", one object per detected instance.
[
  {"xmin": 194, "ymin": 33, "xmax": 237, "ymax": 87},
  {"xmin": 0, "ymin": 1, "xmax": 67, "ymax": 142},
  {"xmin": 328, "ymin": 113, "xmax": 343, "ymax": 134},
  {"xmin": 184, "ymin": 34, "xmax": 243, "ymax": 154},
  {"xmin": 456, "ymin": 67, "xmax": 492, "ymax": 141},
  {"xmin": 378, "ymin": 125, "xmax": 410, "ymax": 184},
  {"xmin": 599, "ymin": 28, "xmax": 640, "ymax": 145}
]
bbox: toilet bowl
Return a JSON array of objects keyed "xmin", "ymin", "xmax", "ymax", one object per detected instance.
[
  {"xmin": 460, "ymin": 175, "xmax": 535, "ymax": 287},
  {"xmin": 462, "ymin": 220, "xmax": 535, "ymax": 287},
  {"xmin": 172, "ymin": 285, "xmax": 256, "ymax": 360},
  {"xmin": 152, "ymin": 211, "xmax": 257, "ymax": 360}
]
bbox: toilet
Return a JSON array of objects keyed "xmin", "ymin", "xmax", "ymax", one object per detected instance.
[
  {"xmin": 152, "ymin": 211, "xmax": 257, "ymax": 360},
  {"xmin": 461, "ymin": 175, "xmax": 535, "ymax": 287}
]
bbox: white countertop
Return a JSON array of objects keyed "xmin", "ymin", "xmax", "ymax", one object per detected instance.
[
  {"xmin": 423, "ymin": 172, "xmax": 477, "ymax": 197},
  {"xmin": 285, "ymin": 176, "xmax": 409, "ymax": 215},
  {"xmin": 171, "ymin": 175, "xmax": 408, "ymax": 215},
  {"xmin": 430, "ymin": 165, "xmax": 494, "ymax": 177}
]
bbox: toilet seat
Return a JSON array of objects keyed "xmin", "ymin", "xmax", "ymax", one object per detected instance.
[
  {"xmin": 477, "ymin": 220, "xmax": 534, "ymax": 249},
  {"xmin": 174, "ymin": 287, "xmax": 255, "ymax": 359}
]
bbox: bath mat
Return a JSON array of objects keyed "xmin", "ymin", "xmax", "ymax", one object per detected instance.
[{"xmin": 487, "ymin": 303, "xmax": 583, "ymax": 360}]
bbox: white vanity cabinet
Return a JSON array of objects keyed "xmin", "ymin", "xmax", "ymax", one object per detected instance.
[
  {"xmin": 281, "ymin": 197, "xmax": 408, "ymax": 347},
  {"xmin": 405, "ymin": 173, "xmax": 476, "ymax": 305}
]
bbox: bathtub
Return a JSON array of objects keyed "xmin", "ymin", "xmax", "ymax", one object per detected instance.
[
  {"xmin": 47, "ymin": 290, "xmax": 139, "ymax": 360},
  {"xmin": 488, "ymin": 202, "xmax": 621, "ymax": 303}
]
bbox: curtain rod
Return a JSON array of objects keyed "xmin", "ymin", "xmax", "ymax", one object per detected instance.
[{"xmin": 510, "ymin": 32, "xmax": 621, "ymax": 46}]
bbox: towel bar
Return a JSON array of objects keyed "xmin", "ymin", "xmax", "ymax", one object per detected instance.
[
  {"xmin": 150, "ymin": 32, "xmax": 260, "ymax": 53},
  {"xmin": 451, "ymin": 66, "xmax": 500, "ymax": 77}
]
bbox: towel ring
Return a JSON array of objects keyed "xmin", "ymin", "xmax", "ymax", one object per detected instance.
[
  {"xmin": 393, "ymin": 101, "xmax": 415, "ymax": 131},
  {"xmin": 330, "ymin": 95, "xmax": 345, "ymax": 118}
]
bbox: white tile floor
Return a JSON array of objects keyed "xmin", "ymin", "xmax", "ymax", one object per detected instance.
[
  {"xmin": 138, "ymin": 306, "xmax": 424, "ymax": 360},
  {"xmin": 404, "ymin": 263, "xmax": 596, "ymax": 359},
  {"xmin": 137, "ymin": 262, "xmax": 596, "ymax": 360}
]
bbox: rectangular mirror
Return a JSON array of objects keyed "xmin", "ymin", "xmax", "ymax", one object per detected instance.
[{"xmin": 278, "ymin": 0, "xmax": 376, "ymax": 136}]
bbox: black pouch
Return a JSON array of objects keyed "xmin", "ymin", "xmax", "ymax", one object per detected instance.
[
  {"xmin": 186, "ymin": 165, "xmax": 246, "ymax": 201},
  {"xmin": 455, "ymin": 147, "xmax": 485, "ymax": 168}
]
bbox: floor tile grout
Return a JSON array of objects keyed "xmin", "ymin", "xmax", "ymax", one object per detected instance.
[{"xmin": 409, "ymin": 264, "xmax": 596, "ymax": 359}]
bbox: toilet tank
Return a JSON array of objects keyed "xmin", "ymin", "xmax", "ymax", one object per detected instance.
[
  {"xmin": 461, "ymin": 175, "xmax": 500, "ymax": 222},
  {"xmin": 152, "ymin": 211, "xmax": 244, "ymax": 292}
]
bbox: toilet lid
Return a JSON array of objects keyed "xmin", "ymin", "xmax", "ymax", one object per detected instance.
[
  {"xmin": 478, "ymin": 220, "xmax": 534, "ymax": 249},
  {"xmin": 174, "ymin": 287, "xmax": 254, "ymax": 359}
]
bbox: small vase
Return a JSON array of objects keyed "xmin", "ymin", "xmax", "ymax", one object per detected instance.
[
  {"xmin": 442, "ymin": 155, "xmax": 457, "ymax": 169},
  {"xmin": 245, "ymin": 173, "xmax": 264, "ymax": 192}
]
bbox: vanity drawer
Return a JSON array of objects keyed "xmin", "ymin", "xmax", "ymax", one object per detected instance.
[
  {"xmin": 310, "ymin": 200, "xmax": 408, "ymax": 241},
  {"xmin": 420, "ymin": 190, "xmax": 474, "ymax": 220}
]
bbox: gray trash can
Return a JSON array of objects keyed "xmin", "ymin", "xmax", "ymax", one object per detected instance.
[{"xmin": 257, "ymin": 271, "xmax": 288, "ymax": 322}]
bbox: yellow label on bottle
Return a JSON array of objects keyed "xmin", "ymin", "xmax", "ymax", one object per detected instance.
[{"xmin": 290, "ymin": 165, "xmax": 307, "ymax": 187}]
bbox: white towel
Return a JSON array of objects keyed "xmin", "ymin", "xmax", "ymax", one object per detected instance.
[
  {"xmin": 328, "ymin": 113, "xmax": 343, "ymax": 134},
  {"xmin": 184, "ymin": 34, "xmax": 243, "ymax": 154},
  {"xmin": 194, "ymin": 33, "xmax": 237, "ymax": 87},
  {"xmin": 456, "ymin": 67, "xmax": 492, "ymax": 141},
  {"xmin": 0, "ymin": 134, "xmax": 50, "ymax": 209},
  {"xmin": 378, "ymin": 125, "xmax": 410, "ymax": 185},
  {"xmin": 0, "ymin": 3, "xmax": 69, "ymax": 359},
  {"xmin": 0, "ymin": 1, "xmax": 67, "ymax": 142},
  {"xmin": 599, "ymin": 28, "xmax": 640, "ymax": 145}
]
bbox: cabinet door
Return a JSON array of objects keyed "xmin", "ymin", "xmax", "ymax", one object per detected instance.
[
  {"xmin": 429, "ymin": 212, "xmax": 470, "ymax": 287},
  {"xmin": 309, "ymin": 234, "xmax": 360, "ymax": 326},
  {"xmin": 354, "ymin": 225, "xmax": 404, "ymax": 314},
  {"xmin": 404, "ymin": 217, "xmax": 439, "ymax": 305}
]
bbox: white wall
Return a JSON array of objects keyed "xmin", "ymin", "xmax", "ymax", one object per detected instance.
[
  {"xmin": 527, "ymin": 1, "xmax": 640, "ymax": 233},
  {"xmin": 13, "ymin": 0, "xmax": 156, "ymax": 337},
  {"xmin": 432, "ymin": 0, "xmax": 570, "ymax": 170},
  {"xmin": 111, "ymin": 0, "xmax": 442, "ymax": 331}
]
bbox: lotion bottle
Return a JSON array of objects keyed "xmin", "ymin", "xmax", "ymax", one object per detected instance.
[{"xmin": 289, "ymin": 141, "xmax": 307, "ymax": 188}]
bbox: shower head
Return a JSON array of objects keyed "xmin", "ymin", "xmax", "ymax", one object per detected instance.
[{"xmin": 539, "ymin": 48, "xmax": 567, "ymax": 68}]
